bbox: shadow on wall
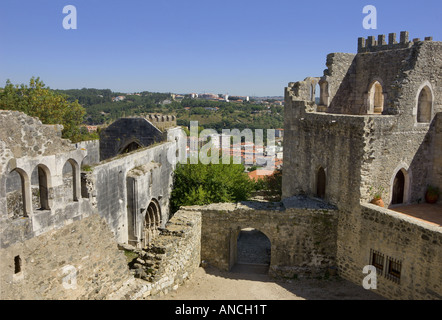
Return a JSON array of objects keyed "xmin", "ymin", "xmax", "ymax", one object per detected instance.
[{"xmin": 392, "ymin": 114, "xmax": 440, "ymax": 207}]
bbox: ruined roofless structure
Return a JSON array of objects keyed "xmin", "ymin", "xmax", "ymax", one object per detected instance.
[
  {"xmin": 0, "ymin": 32, "xmax": 441, "ymax": 301},
  {"xmin": 281, "ymin": 31, "xmax": 441, "ymax": 299},
  {"xmin": 283, "ymin": 31, "xmax": 441, "ymax": 208},
  {"xmin": 0, "ymin": 111, "xmax": 188, "ymax": 299}
]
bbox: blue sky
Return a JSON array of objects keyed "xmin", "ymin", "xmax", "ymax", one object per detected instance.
[{"xmin": 1, "ymin": 0, "xmax": 441, "ymax": 96}]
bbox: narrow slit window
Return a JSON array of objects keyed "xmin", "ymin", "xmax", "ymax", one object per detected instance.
[{"xmin": 14, "ymin": 255, "xmax": 22, "ymax": 274}]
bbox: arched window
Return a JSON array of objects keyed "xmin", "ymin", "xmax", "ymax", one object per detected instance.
[
  {"xmin": 119, "ymin": 141, "xmax": 142, "ymax": 154},
  {"xmin": 142, "ymin": 199, "xmax": 161, "ymax": 247},
  {"xmin": 317, "ymin": 167, "xmax": 326, "ymax": 199},
  {"xmin": 315, "ymin": 83, "xmax": 320, "ymax": 104},
  {"xmin": 6, "ymin": 168, "xmax": 31, "ymax": 217},
  {"xmin": 368, "ymin": 81, "xmax": 384, "ymax": 114},
  {"xmin": 392, "ymin": 170, "xmax": 405, "ymax": 205},
  {"xmin": 62, "ymin": 159, "xmax": 79, "ymax": 201},
  {"xmin": 310, "ymin": 84, "xmax": 314, "ymax": 101},
  {"xmin": 31, "ymin": 165, "xmax": 51, "ymax": 210},
  {"xmin": 417, "ymin": 86, "xmax": 432, "ymax": 123},
  {"xmin": 319, "ymin": 81, "xmax": 329, "ymax": 107}
]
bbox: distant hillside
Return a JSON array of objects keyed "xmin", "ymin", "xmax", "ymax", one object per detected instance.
[{"xmin": 57, "ymin": 89, "xmax": 284, "ymax": 131}]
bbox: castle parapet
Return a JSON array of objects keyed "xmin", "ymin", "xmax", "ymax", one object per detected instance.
[
  {"xmin": 144, "ymin": 114, "xmax": 177, "ymax": 131},
  {"xmin": 357, "ymin": 31, "xmax": 433, "ymax": 53}
]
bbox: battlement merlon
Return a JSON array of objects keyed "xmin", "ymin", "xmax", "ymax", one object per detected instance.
[{"xmin": 358, "ymin": 31, "xmax": 435, "ymax": 53}]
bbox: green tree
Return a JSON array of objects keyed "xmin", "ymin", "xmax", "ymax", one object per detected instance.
[
  {"xmin": 0, "ymin": 77, "xmax": 86, "ymax": 142},
  {"xmin": 170, "ymin": 160, "xmax": 256, "ymax": 213}
]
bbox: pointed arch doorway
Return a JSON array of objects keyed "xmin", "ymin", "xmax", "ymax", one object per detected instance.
[{"xmin": 392, "ymin": 170, "xmax": 405, "ymax": 205}]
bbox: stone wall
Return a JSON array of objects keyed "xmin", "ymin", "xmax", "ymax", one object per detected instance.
[
  {"xmin": 321, "ymin": 52, "xmax": 356, "ymax": 112},
  {"xmin": 283, "ymin": 89, "xmax": 440, "ymax": 208},
  {"xmin": 99, "ymin": 118, "xmax": 166, "ymax": 161},
  {"xmin": 76, "ymin": 140, "xmax": 100, "ymax": 166},
  {"xmin": 0, "ymin": 111, "xmax": 91, "ymax": 247},
  {"xmin": 430, "ymin": 114, "xmax": 442, "ymax": 197},
  {"xmin": 145, "ymin": 114, "xmax": 177, "ymax": 132},
  {"xmin": 282, "ymin": 98, "xmax": 367, "ymax": 210},
  {"xmin": 82, "ymin": 142, "xmax": 177, "ymax": 244},
  {"xmin": 359, "ymin": 115, "xmax": 436, "ymax": 205},
  {"xmin": 320, "ymin": 37, "xmax": 442, "ymax": 121},
  {"xmin": 337, "ymin": 204, "xmax": 442, "ymax": 300},
  {"xmin": 0, "ymin": 213, "xmax": 132, "ymax": 300},
  {"xmin": 108, "ymin": 209, "xmax": 202, "ymax": 300},
  {"xmin": 0, "ymin": 110, "xmax": 74, "ymax": 159},
  {"xmin": 181, "ymin": 200, "xmax": 338, "ymax": 278}
]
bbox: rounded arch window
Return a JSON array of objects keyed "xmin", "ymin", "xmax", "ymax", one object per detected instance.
[
  {"xmin": 368, "ymin": 81, "xmax": 384, "ymax": 114},
  {"xmin": 417, "ymin": 86, "xmax": 432, "ymax": 123}
]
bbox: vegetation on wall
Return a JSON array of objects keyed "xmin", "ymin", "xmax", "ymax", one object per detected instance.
[
  {"xmin": 170, "ymin": 160, "xmax": 256, "ymax": 213},
  {"xmin": 0, "ymin": 77, "xmax": 95, "ymax": 143}
]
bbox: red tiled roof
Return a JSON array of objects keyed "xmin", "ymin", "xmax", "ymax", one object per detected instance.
[{"xmin": 248, "ymin": 169, "xmax": 275, "ymax": 181}]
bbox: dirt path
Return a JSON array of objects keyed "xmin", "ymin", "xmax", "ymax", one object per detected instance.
[{"xmin": 156, "ymin": 265, "xmax": 384, "ymax": 300}]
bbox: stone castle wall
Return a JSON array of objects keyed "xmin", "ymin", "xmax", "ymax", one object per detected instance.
[
  {"xmin": 99, "ymin": 118, "xmax": 165, "ymax": 161},
  {"xmin": 181, "ymin": 200, "xmax": 338, "ymax": 278},
  {"xmin": 323, "ymin": 35, "xmax": 442, "ymax": 120},
  {"xmin": 112, "ymin": 210, "xmax": 202, "ymax": 299},
  {"xmin": 359, "ymin": 115, "xmax": 436, "ymax": 205},
  {"xmin": 337, "ymin": 204, "xmax": 442, "ymax": 300},
  {"xmin": 282, "ymin": 34, "xmax": 442, "ymax": 300},
  {"xmin": 76, "ymin": 140, "xmax": 100, "ymax": 166},
  {"xmin": 282, "ymin": 98, "xmax": 367, "ymax": 210},
  {"xmin": 0, "ymin": 213, "xmax": 132, "ymax": 299},
  {"xmin": 83, "ymin": 140, "xmax": 178, "ymax": 244},
  {"xmin": 431, "ymin": 114, "xmax": 442, "ymax": 195}
]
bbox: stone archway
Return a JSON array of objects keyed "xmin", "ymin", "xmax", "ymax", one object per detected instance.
[
  {"xmin": 230, "ymin": 228, "xmax": 271, "ymax": 274},
  {"xmin": 6, "ymin": 167, "xmax": 31, "ymax": 218},
  {"xmin": 31, "ymin": 164, "xmax": 52, "ymax": 210},
  {"xmin": 142, "ymin": 199, "xmax": 161, "ymax": 248},
  {"xmin": 319, "ymin": 81, "xmax": 329, "ymax": 107},
  {"xmin": 119, "ymin": 141, "xmax": 142, "ymax": 154},
  {"xmin": 392, "ymin": 170, "xmax": 405, "ymax": 205},
  {"xmin": 62, "ymin": 159, "xmax": 80, "ymax": 202}
]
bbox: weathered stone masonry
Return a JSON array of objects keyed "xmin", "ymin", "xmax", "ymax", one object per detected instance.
[
  {"xmin": 181, "ymin": 200, "xmax": 338, "ymax": 279},
  {"xmin": 0, "ymin": 111, "xmax": 194, "ymax": 299},
  {"xmin": 0, "ymin": 213, "xmax": 132, "ymax": 300},
  {"xmin": 283, "ymin": 32, "xmax": 442, "ymax": 300},
  {"xmin": 109, "ymin": 209, "xmax": 202, "ymax": 299}
]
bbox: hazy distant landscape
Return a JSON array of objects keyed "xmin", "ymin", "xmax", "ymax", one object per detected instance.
[{"xmin": 57, "ymin": 88, "xmax": 285, "ymax": 132}]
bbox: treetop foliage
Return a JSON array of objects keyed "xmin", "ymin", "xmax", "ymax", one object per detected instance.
[
  {"xmin": 170, "ymin": 159, "xmax": 256, "ymax": 213},
  {"xmin": 0, "ymin": 77, "xmax": 87, "ymax": 143}
]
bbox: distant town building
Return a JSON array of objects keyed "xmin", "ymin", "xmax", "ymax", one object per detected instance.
[
  {"xmin": 112, "ymin": 96, "xmax": 126, "ymax": 102},
  {"xmin": 199, "ymin": 93, "xmax": 219, "ymax": 100}
]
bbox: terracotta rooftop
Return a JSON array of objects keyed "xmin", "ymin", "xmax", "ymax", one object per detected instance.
[{"xmin": 391, "ymin": 203, "xmax": 442, "ymax": 227}]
